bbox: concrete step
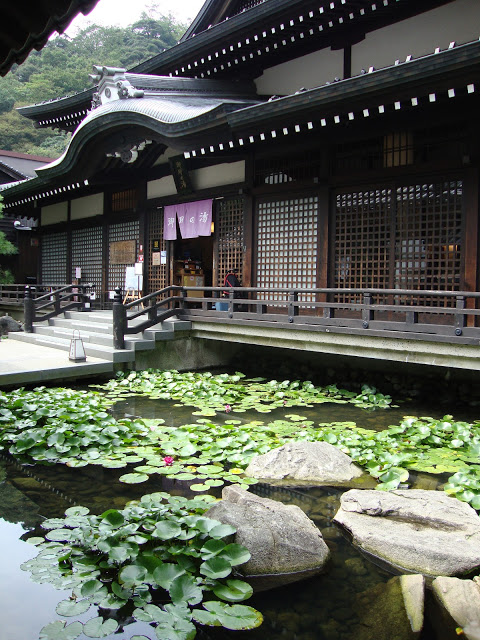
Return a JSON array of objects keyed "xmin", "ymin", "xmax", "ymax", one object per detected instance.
[
  {"xmin": 33, "ymin": 325, "xmax": 156, "ymax": 352},
  {"xmin": 9, "ymin": 332, "xmax": 135, "ymax": 363},
  {"xmin": 49, "ymin": 317, "xmax": 112, "ymax": 334}
]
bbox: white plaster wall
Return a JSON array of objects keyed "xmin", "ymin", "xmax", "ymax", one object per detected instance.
[
  {"xmin": 41, "ymin": 201, "xmax": 68, "ymax": 226},
  {"xmin": 191, "ymin": 161, "xmax": 245, "ymax": 190},
  {"xmin": 255, "ymin": 48, "xmax": 344, "ymax": 96},
  {"xmin": 71, "ymin": 193, "xmax": 103, "ymax": 220},
  {"xmin": 147, "ymin": 175, "xmax": 177, "ymax": 199},
  {"xmin": 352, "ymin": 0, "xmax": 480, "ymax": 75}
]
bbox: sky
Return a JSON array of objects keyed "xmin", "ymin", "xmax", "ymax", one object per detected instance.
[{"xmin": 65, "ymin": 0, "xmax": 206, "ymax": 35}]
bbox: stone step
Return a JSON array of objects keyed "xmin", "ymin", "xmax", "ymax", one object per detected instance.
[
  {"xmin": 49, "ymin": 316, "xmax": 112, "ymax": 334},
  {"xmin": 33, "ymin": 324, "xmax": 156, "ymax": 352},
  {"xmin": 9, "ymin": 332, "xmax": 135, "ymax": 363}
]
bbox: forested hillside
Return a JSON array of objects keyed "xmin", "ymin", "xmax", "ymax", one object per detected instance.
[{"xmin": 0, "ymin": 12, "xmax": 186, "ymax": 158}]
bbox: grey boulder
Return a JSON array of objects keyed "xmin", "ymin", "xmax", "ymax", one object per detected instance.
[
  {"xmin": 333, "ymin": 489, "xmax": 480, "ymax": 577},
  {"xmin": 0, "ymin": 315, "xmax": 22, "ymax": 335},
  {"xmin": 431, "ymin": 577, "xmax": 480, "ymax": 640},
  {"xmin": 245, "ymin": 441, "xmax": 375, "ymax": 488},
  {"xmin": 206, "ymin": 485, "xmax": 330, "ymax": 590}
]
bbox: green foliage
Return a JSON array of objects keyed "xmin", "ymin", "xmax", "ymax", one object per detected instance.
[
  {"xmin": 0, "ymin": 194, "xmax": 17, "ymax": 283},
  {"xmin": 0, "ymin": 13, "xmax": 186, "ymax": 156},
  {"xmin": 24, "ymin": 493, "xmax": 261, "ymax": 640},
  {"xmin": 93, "ymin": 369, "xmax": 395, "ymax": 414}
]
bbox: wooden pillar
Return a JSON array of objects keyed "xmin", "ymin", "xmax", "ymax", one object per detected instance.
[{"xmin": 463, "ymin": 167, "xmax": 479, "ymax": 325}]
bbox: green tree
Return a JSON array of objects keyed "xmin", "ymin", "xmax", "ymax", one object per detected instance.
[
  {"xmin": 0, "ymin": 194, "xmax": 17, "ymax": 283},
  {"xmin": 0, "ymin": 12, "xmax": 187, "ymax": 157}
]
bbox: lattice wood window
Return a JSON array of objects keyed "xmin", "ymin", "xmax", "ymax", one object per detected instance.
[
  {"xmin": 107, "ymin": 220, "xmax": 139, "ymax": 291},
  {"xmin": 395, "ymin": 181, "xmax": 463, "ymax": 301},
  {"xmin": 215, "ymin": 197, "xmax": 244, "ymax": 286},
  {"xmin": 334, "ymin": 180, "xmax": 463, "ymax": 305},
  {"xmin": 335, "ymin": 189, "xmax": 392, "ymax": 301},
  {"xmin": 148, "ymin": 209, "xmax": 167, "ymax": 293},
  {"xmin": 112, "ymin": 189, "xmax": 138, "ymax": 212},
  {"xmin": 257, "ymin": 196, "xmax": 318, "ymax": 301},
  {"xmin": 41, "ymin": 231, "xmax": 68, "ymax": 284},
  {"xmin": 384, "ymin": 132, "xmax": 414, "ymax": 168},
  {"xmin": 71, "ymin": 226, "xmax": 103, "ymax": 294}
]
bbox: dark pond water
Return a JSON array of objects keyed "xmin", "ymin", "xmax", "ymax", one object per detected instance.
[{"xmin": 0, "ymin": 387, "xmax": 474, "ymax": 640}]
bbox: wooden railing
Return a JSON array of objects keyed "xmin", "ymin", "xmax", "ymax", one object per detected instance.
[
  {"xmin": 112, "ymin": 285, "xmax": 480, "ymax": 348},
  {"xmin": 23, "ymin": 284, "xmax": 94, "ymax": 331}
]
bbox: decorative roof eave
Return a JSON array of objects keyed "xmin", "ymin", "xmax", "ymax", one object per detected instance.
[
  {"xmin": 0, "ymin": 0, "xmax": 99, "ymax": 76},
  {"xmin": 132, "ymin": 0, "xmax": 454, "ymax": 78},
  {"xmin": 227, "ymin": 38, "xmax": 480, "ymax": 134},
  {"xmin": 1, "ymin": 99, "xmax": 252, "ymax": 205},
  {"xmin": 182, "ymin": 38, "xmax": 480, "ymax": 157},
  {"xmin": 17, "ymin": 0, "xmax": 454, "ymax": 128}
]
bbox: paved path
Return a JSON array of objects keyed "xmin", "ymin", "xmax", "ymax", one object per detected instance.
[{"xmin": 0, "ymin": 336, "xmax": 114, "ymax": 388}]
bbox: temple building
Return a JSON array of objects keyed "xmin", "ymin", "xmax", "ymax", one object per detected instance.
[{"xmin": 1, "ymin": 0, "xmax": 480, "ymax": 307}]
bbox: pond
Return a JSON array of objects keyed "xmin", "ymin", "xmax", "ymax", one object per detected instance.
[{"xmin": 0, "ymin": 370, "xmax": 478, "ymax": 640}]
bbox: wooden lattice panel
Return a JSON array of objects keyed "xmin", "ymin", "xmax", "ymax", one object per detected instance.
[
  {"xmin": 334, "ymin": 181, "xmax": 463, "ymax": 305},
  {"xmin": 335, "ymin": 189, "xmax": 392, "ymax": 301},
  {"xmin": 41, "ymin": 231, "xmax": 68, "ymax": 284},
  {"xmin": 215, "ymin": 197, "xmax": 244, "ymax": 286},
  {"xmin": 112, "ymin": 189, "xmax": 138, "ymax": 212},
  {"xmin": 71, "ymin": 226, "xmax": 103, "ymax": 293},
  {"xmin": 107, "ymin": 220, "xmax": 139, "ymax": 291},
  {"xmin": 148, "ymin": 209, "xmax": 167, "ymax": 293},
  {"xmin": 257, "ymin": 196, "xmax": 318, "ymax": 301},
  {"xmin": 395, "ymin": 181, "xmax": 463, "ymax": 303}
]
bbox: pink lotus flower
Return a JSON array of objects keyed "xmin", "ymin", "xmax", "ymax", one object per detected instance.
[
  {"xmin": 224, "ymin": 404, "xmax": 232, "ymax": 413},
  {"xmin": 163, "ymin": 456, "xmax": 174, "ymax": 466}
]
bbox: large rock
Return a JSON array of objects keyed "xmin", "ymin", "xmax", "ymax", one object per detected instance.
[
  {"xmin": 353, "ymin": 574, "xmax": 425, "ymax": 640},
  {"xmin": 0, "ymin": 314, "xmax": 22, "ymax": 335},
  {"xmin": 245, "ymin": 441, "xmax": 376, "ymax": 488},
  {"xmin": 431, "ymin": 577, "xmax": 480, "ymax": 640},
  {"xmin": 333, "ymin": 489, "xmax": 480, "ymax": 577},
  {"xmin": 206, "ymin": 485, "xmax": 330, "ymax": 590}
]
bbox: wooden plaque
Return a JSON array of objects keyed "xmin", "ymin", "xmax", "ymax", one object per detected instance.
[{"xmin": 110, "ymin": 240, "xmax": 136, "ymax": 264}]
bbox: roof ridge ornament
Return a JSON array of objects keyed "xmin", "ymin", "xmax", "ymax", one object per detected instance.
[{"xmin": 89, "ymin": 65, "xmax": 144, "ymax": 109}]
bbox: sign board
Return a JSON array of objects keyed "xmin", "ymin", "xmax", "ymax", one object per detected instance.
[
  {"xmin": 110, "ymin": 240, "xmax": 136, "ymax": 264},
  {"xmin": 125, "ymin": 266, "xmax": 143, "ymax": 291},
  {"xmin": 134, "ymin": 262, "xmax": 143, "ymax": 275},
  {"xmin": 152, "ymin": 252, "xmax": 161, "ymax": 266}
]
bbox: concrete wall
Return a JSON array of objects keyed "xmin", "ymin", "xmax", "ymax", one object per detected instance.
[
  {"xmin": 71, "ymin": 193, "xmax": 103, "ymax": 220},
  {"xmin": 41, "ymin": 201, "xmax": 68, "ymax": 226},
  {"xmin": 254, "ymin": 0, "xmax": 480, "ymax": 96},
  {"xmin": 133, "ymin": 335, "xmax": 244, "ymax": 372},
  {"xmin": 352, "ymin": 0, "xmax": 480, "ymax": 75},
  {"xmin": 255, "ymin": 48, "xmax": 343, "ymax": 96}
]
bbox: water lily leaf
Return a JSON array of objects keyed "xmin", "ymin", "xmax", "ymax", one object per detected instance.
[
  {"xmin": 153, "ymin": 563, "xmax": 185, "ymax": 589},
  {"xmin": 26, "ymin": 536, "xmax": 45, "ymax": 545},
  {"xmin": 119, "ymin": 472, "xmax": 149, "ymax": 484},
  {"xmin": 65, "ymin": 460, "xmax": 88, "ymax": 468},
  {"xmin": 208, "ymin": 523, "xmax": 237, "ymax": 539},
  {"xmin": 154, "ymin": 520, "xmax": 182, "ymax": 540},
  {"xmin": 169, "ymin": 574, "xmax": 203, "ymax": 605},
  {"xmin": 200, "ymin": 556, "xmax": 232, "ymax": 579},
  {"xmin": 196, "ymin": 602, "xmax": 263, "ymax": 630},
  {"xmin": 65, "ymin": 506, "xmax": 89, "ymax": 517},
  {"xmin": 56, "ymin": 599, "xmax": 91, "ymax": 617},
  {"xmin": 118, "ymin": 564, "xmax": 147, "ymax": 587},
  {"xmin": 39, "ymin": 620, "xmax": 83, "ymax": 640},
  {"xmin": 190, "ymin": 483, "xmax": 209, "ymax": 492},
  {"xmin": 45, "ymin": 529, "xmax": 75, "ymax": 542},
  {"xmin": 101, "ymin": 509, "xmax": 125, "ymax": 528},
  {"xmin": 212, "ymin": 579, "xmax": 253, "ymax": 602},
  {"xmin": 80, "ymin": 579, "xmax": 104, "ymax": 597},
  {"xmin": 83, "ymin": 617, "xmax": 118, "ymax": 638},
  {"xmin": 220, "ymin": 543, "xmax": 251, "ymax": 566}
]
